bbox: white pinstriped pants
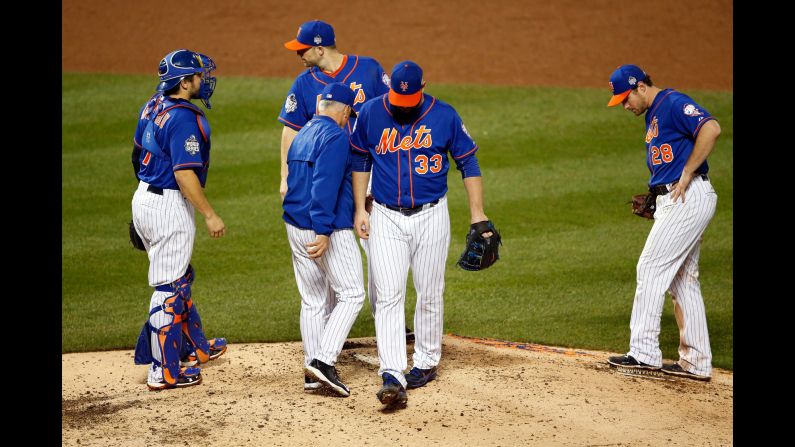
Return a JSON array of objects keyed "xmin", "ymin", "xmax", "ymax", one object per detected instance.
[
  {"xmin": 285, "ymin": 224, "xmax": 366, "ymax": 367},
  {"xmin": 132, "ymin": 181, "xmax": 196, "ymax": 381},
  {"xmin": 131, "ymin": 181, "xmax": 195, "ymax": 287},
  {"xmin": 369, "ymin": 197, "xmax": 450, "ymax": 388},
  {"xmin": 628, "ymin": 175, "xmax": 717, "ymax": 377}
]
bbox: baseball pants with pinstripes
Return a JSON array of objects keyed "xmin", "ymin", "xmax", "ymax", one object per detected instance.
[
  {"xmin": 286, "ymin": 224, "xmax": 366, "ymax": 368},
  {"xmin": 628, "ymin": 175, "xmax": 717, "ymax": 377},
  {"xmin": 132, "ymin": 180, "xmax": 196, "ymax": 383},
  {"xmin": 369, "ymin": 197, "xmax": 450, "ymax": 389}
]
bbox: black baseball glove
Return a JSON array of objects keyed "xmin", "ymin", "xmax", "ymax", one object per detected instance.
[
  {"xmin": 457, "ymin": 220, "xmax": 502, "ymax": 271},
  {"xmin": 630, "ymin": 193, "xmax": 656, "ymax": 219},
  {"xmin": 129, "ymin": 220, "xmax": 146, "ymax": 251}
]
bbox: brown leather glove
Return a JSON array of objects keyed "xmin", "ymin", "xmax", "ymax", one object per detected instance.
[{"xmin": 631, "ymin": 193, "xmax": 656, "ymax": 219}]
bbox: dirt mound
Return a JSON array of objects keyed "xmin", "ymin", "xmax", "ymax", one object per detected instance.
[{"xmin": 62, "ymin": 336, "xmax": 732, "ymax": 446}]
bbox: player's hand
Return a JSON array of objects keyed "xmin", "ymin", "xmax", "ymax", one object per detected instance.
[
  {"xmin": 671, "ymin": 171, "xmax": 693, "ymax": 204},
  {"xmin": 471, "ymin": 215, "xmax": 492, "ymax": 238},
  {"xmin": 205, "ymin": 214, "xmax": 226, "ymax": 238},
  {"xmin": 355, "ymin": 210, "xmax": 370, "ymax": 239},
  {"xmin": 306, "ymin": 235, "xmax": 329, "ymax": 258},
  {"xmin": 280, "ymin": 178, "xmax": 288, "ymax": 202}
]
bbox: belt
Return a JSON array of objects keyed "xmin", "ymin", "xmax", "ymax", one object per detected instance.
[
  {"xmin": 155, "ymin": 284, "xmax": 174, "ymax": 292},
  {"xmin": 147, "ymin": 185, "xmax": 163, "ymax": 195},
  {"xmin": 378, "ymin": 199, "xmax": 440, "ymax": 216},
  {"xmin": 650, "ymin": 173, "xmax": 709, "ymax": 196}
]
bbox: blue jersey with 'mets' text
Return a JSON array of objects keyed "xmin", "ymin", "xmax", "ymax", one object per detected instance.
[
  {"xmin": 350, "ymin": 94, "xmax": 481, "ymax": 208},
  {"xmin": 278, "ymin": 55, "xmax": 390, "ymax": 134},
  {"xmin": 133, "ymin": 94, "xmax": 211, "ymax": 189},
  {"xmin": 644, "ymin": 88, "xmax": 717, "ymax": 186},
  {"xmin": 282, "ymin": 115, "xmax": 353, "ymax": 236}
]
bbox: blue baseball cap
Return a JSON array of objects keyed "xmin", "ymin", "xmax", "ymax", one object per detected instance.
[
  {"xmin": 284, "ymin": 20, "xmax": 335, "ymax": 51},
  {"xmin": 389, "ymin": 61, "xmax": 425, "ymax": 107},
  {"xmin": 607, "ymin": 64, "xmax": 647, "ymax": 107},
  {"xmin": 319, "ymin": 82, "xmax": 357, "ymax": 117}
]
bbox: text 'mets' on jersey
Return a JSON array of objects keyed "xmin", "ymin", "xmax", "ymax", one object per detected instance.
[
  {"xmin": 134, "ymin": 94, "xmax": 211, "ymax": 189},
  {"xmin": 350, "ymin": 94, "xmax": 481, "ymax": 208},
  {"xmin": 644, "ymin": 89, "xmax": 716, "ymax": 186},
  {"xmin": 282, "ymin": 115, "xmax": 354, "ymax": 236},
  {"xmin": 278, "ymin": 55, "xmax": 390, "ymax": 134}
]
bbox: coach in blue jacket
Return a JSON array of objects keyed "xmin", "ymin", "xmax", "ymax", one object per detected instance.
[{"xmin": 282, "ymin": 82, "xmax": 365, "ymax": 398}]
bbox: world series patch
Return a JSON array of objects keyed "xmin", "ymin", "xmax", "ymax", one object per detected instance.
[
  {"xmin": 285, "ymin": 93, "xmax": 298, "ymax": 113},
  {"xmin": 184, "ymin": 135, "xmax": 200, "ymax": 155}
]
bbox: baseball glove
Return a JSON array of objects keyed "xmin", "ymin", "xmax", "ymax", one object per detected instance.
[
  {"xmin": 631, "ymin": 193, "xmax": 656, "ymax": 219},
  {"xmin": 129, "ymin": 220, "xmax": 146, "ymax": 251},
  {"xmin": 457, "ymin": 220, "xmax": 502, "ymax": 271}
]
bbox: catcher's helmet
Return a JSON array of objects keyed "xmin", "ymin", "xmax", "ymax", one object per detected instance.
[{"xmin": 156, "ymin": 49, "xmax": 217, "ymax": 108}]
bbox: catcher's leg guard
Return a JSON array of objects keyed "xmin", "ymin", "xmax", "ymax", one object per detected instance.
[
  {"xmin": 147, "ymin": 289, "xmax": 186, "ymax": 386},
  {"xmin": 173, "ymin": 273, "xmax": 212, "ymax": 364}
]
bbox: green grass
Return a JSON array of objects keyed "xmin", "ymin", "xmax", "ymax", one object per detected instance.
[{"xmin": 62, "ymin": 74, "xmax": 733, "ymax": 369}]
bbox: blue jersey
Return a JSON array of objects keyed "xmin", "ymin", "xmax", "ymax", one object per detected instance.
[
  {"xmin": 282, "ymin": 115, "xmax": 354, "ymax": 235},
  {"xmin": 278, "ymin": 55, "xmax": 390, "ymax": 134},
  {"xmin": 133, "ymin": 94, "xmax": 211, "ymax": 189},
  {"xmin": 350, "ymin": 94, "xmax": 481, "ymax": 208},
  {"xmin": 644, "ymin": 89, "xmax": 716, "ymax": 186}
]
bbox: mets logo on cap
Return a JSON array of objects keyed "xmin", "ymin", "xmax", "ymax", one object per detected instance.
[{"xmin": 400, "ymin": 81, "xmax": 409, "ymax": 92}]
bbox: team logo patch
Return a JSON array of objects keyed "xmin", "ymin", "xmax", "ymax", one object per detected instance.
[
  {"xmin": 628, "ymin": 76, "xmax": 637, "ymax": 86},
  {"xmin": 285, "ymin": 93, "xmax": 298, "ymax": 113},
  {"xmin": 314, "ymin": 35, "xmax": 322, "ymax": 45},
  {"xmin": 184, "ymin": 135, "xmax": 200, "ymax": 155},
  {"xmin": 462, "ymin": 123, "xmax": 472, "ymax": 138},
  {"xmin": 382, "ymin": 73, "xmax": 390, "ymax": 87},
  {"xmin": 683, "ymin": 104, "xmax": 703, "ymax": 117},
  {"xmin": 400, "ymin": 81, "xmax": 409, "ymax": 92}
]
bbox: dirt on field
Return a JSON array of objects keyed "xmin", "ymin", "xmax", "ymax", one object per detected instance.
[
  {"xmin": 62, "ymin": 1, "xmax": 733, "ymax": 445},
  {"xmin": 62, "ymin": 336, "xmax": 733, "ymax": 446},
  {"xmin": 62, "ymin": 0, "xmax": 732, "ymax": 91}
]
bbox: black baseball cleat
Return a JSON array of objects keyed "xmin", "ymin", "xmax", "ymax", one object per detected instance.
[
  {"xmin": 607, "ymin": 354, "xmax": 660, "ymax": 370},
  {"xmin": 376, "ymin": 373, "xmax": 408, "ymax": 407},
  {"xmin": 305, "ymin": 359, "xmax": 350, "ymax": 397},
  {"xmin": 405, "ymin": 366, "xmax": 437, "ymax": 389},
  {"xmin": 661, "ymin": 363, "xmax": 711, "ymax": 381}
]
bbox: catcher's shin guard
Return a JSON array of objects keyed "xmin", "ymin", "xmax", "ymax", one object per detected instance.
[
  {"xmin": 146, "ymin": 291, "xmax": 186, "ymax": 386},
  {"xmin": 173, "ymin": 272, "xmax": 211, "ymax": 364}
]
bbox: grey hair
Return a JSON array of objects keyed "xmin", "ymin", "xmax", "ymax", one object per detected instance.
[{"xmin": 318, "ymin": 99, "xmax": 347, "ymax": 114}]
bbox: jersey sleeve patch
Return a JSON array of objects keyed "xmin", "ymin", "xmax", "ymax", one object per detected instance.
[
  {"xmin": 683, "ymin": 103, "xmax": 704, "ymax": 117},
  {"xmin": 285, "ymin": 93, "xmax": 298, "ymax": 113},
  {"xmin": 184, "ymin": 135, "xmax": 200, "ymax": 155}
]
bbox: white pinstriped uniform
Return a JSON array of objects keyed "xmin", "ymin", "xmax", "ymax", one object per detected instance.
[
  {"xmin": 131, "ymin": 180, "xmax": 196, "ymax": 382},
  {"xmin": 369, "ymin": 197, "xmax": 450, "ymax": 388},
  {"xmin": 286, "ymin": 224, "xmax": 366, "ymax": 367},
  {"xmin": 628, "ymin": 175, "xmax": 717, "ymax": 376}
]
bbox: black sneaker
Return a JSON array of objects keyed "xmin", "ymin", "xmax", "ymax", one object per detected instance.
[
  {"xmin": 305, "ymin": 359, "xmax": 350, "ymax": 397},
  {"xmin": 376, "ymin": 373, "xmax": 407, "ymax": 407},
  {"xmin": 405, "ymin": 366, "xmax": 438, "ymax": 389},
  {"xmin": 607, "ymin": 355, "xmax": 660, "ymax": 370},
  {"xmin": 661, "ymin": 363, "xmax": 711, "ymax": 381},
  {"xmin": 304, "ymin": 375, "xmax": 322, "ymax": 390}
]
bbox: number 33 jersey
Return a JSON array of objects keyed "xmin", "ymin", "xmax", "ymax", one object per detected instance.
[{"xmin": 350, "ymin": 94, "xmax": 481, "ymax": 208}]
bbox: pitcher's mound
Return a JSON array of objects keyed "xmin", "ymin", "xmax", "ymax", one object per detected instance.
[{"xmin": 62, "ymin": 335, "xmax": 732, "ymax": 446}]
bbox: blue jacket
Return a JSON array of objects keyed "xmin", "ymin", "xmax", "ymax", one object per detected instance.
[{"xmin": 282, "ymin": 115, "xmax": 354, "ymax": 235}]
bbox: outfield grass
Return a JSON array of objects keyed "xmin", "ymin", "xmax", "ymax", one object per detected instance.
[{"xmin": 62, "ymin": 74, "xmax": 733, "ymax": 369}]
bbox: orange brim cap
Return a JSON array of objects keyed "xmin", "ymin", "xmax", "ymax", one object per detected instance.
[
  {"xmin": 607, "ymin": 90, "xmax": 631, "ymax": 107},
  {"xmin": 388, "ymin": 89, "xmax": 422, "ymax": 107},
  {"xmin": 284, "ymin": 40, "xmax": 312, "ymax": 51}
]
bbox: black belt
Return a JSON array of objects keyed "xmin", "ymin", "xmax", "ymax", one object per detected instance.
[
  {"xmin": 147, "ymin": 185, "xmax": 164, "ymax": 195},
  {"xmin": 378, "ymin": 199, "xmax": 440, "ymax": 216},
  {"xmin": 649, "ymin": 174, "xmax": 709, "ymax": 196}
]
